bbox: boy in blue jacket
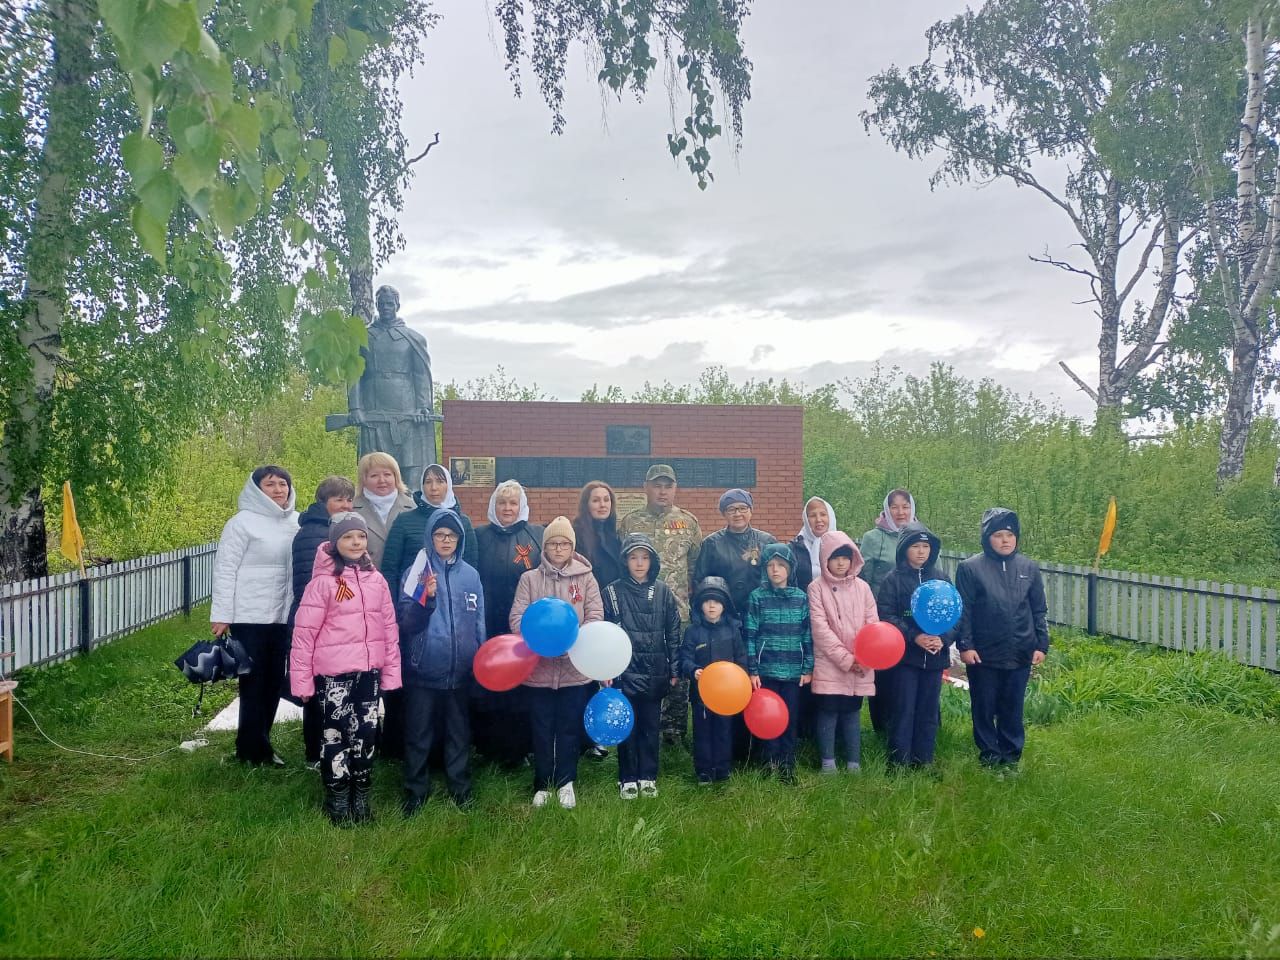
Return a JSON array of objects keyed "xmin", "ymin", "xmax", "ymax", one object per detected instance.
[
  {"xmin": 955, "ymin": 507, "xmax": 1049, "ymax": 771},
  {"xmin": 678, "ymin": 577, "xmax": 748, "ymax": 785},
  {"xmin": 398, "ymin": 509, "xmax": 487, "ymax": 814}
]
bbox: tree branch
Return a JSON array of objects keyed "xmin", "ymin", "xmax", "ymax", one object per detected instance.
[
  {"xmin": 369, "ymin": 132, "xmax": 440, "ymax": 202},
  {"xmin": 1058, "ymin": 360, "xmax": 1099, "ymax": 402}
]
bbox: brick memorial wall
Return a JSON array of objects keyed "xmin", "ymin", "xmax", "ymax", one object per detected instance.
[{"xmin": 442, "ymin": 401, "xmax": 805, "ymax": 539}]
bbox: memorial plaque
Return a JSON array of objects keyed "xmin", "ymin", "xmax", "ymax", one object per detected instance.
[
  {"xmin": 606, "ymin": 425, "xmax": 651, "ymax": 456},
  {"xmin": 494, "ymin": 455, "xmax": 755, "ymax": 488},
  {"xmin": 450, "ymin": 457, "xmax": 495, "ymax": 487}
]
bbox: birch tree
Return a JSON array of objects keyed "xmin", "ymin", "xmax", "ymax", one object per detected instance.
[{"xmin": 861, "ymin": 0, "xmax": 1190, "ymax": 423}]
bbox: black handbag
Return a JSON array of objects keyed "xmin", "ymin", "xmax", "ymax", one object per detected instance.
[{"xmin": 174, "ymin": 632, "xmax": 254, "ymax": 716}]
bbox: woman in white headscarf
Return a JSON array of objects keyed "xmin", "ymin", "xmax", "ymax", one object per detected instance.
[
  {"xmin": 380, "ymin": 463, "xmax": 478, "ymax": 592},
  {"xmin": 858, "ymin": 488, "xmax": 917, "ymax": 593},
  {"xmin": 787, "ymin": 496, "xmax": 838, "ymax": 592}
]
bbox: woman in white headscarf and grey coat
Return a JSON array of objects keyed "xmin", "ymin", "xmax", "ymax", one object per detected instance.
[{"xmin": 787, "ymin": 497, "xmax": 838, "ymax": 593}]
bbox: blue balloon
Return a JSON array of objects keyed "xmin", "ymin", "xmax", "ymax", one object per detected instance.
[
  {"xmin": 583, "ymin": 688, "xmax": 635, "ymax": 747},
  {"xmin": 521, "ymin": 597, "xmax": 580, "ymax": 657},
  {"xmin": 911, "ymin": 579, "xmax": 963, "ymax": 635}
]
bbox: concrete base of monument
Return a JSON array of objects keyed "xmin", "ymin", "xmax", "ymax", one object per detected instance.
[{"xmin": 205, "ymin": 696, "xmax": 303, "ymax": 732}]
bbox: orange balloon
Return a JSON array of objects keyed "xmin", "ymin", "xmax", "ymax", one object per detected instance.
[{"xmin": 698, "ymin": 660, "xmax": 752, "ymax": 716}]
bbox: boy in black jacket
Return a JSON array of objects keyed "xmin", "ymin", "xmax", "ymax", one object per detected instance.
[
  {"xmin": 678, "ymin": 577, "xmax": 748, "ymax": 785},
  {"xmin": 603, "ymin": 534, "xmax": 682, "ymax": 799},
  {"xmin": 875, "ymin": 522, "xmax": 957, "ymax": 769},
  {"xmin": 955, "ymin": 507, "xmax": 1050, "ymax": 770}
]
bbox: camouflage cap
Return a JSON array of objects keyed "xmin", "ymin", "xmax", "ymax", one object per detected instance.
[{"xmin": 644, "ymin": 463, "xmax": 677, "ymax": 483}]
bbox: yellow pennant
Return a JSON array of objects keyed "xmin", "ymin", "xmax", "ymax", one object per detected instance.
[
  {"xmin": 60, "ymin": 481, "xmax": 86, "ymax": 571},
  {"xmin": 1097, "ymin": 496, "xmax": 1117, "ymax": 559}
]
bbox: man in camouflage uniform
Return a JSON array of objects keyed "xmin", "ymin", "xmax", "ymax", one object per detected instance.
[{"xmin": 619, "ymin": 463, "xmax": 703, "ymax": 744}]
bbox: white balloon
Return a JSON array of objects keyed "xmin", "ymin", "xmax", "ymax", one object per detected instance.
[{"xmin": 568, "ymin": 621, "xmax": 633, "ymax": 682}]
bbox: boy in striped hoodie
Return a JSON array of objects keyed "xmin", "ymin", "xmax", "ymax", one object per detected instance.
[{"xmin": 746, "ymin": 543, "xmax": 813, "ymax": 783}]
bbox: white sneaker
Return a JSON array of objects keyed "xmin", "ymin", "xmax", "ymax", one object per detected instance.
[
  {"xmin": 532, "ymin": 790, "xmax": 551, "ymax": 808},
  {"xmin": 620, "ymin": 781, "xmax": 639, "ymax": 800},
  {"xmin": 557, "ymin": 782, "xmax": 577, "ymax": 809},
  {"xmin": 639, "ymin": 779, "xmax": 658, "ymax": 798}
]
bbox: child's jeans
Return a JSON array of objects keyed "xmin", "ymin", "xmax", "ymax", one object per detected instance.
[
  {"xmin": 617, "ymin": 695, "xmax": 662, "ymax": 783},
  {"xmin": 759, "ymin": 677, "xmax": 801, "ymax": 771},
  {"xmin": 692, "ymin": 695, "xmax": 734, "ymax": 782},
  {"xmin": 813, "ymin": 694, "xmax": 862, "ymax": 764},
  {"xmin": 316, "ymin": 669, "xmax": 381, "ymax": 788},
  {"xmin": 528, "ymin": 684, "xmax": 594, "ymax": 790}
]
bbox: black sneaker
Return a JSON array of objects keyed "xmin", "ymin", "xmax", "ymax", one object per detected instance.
[
  {"xmin": 402, "ymin": 793, "xmax": 425, "ymax": 818},
  {"xmin": 450, "ymin": 790, "xmax": 474, "ymax": 810}
]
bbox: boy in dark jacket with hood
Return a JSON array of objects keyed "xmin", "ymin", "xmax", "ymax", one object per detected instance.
[
  {"xmin": 875, "ymin": 521, "xmax": 957, "ymax": 768},
  {"xmin": 955, "ymin": 507, "xmax": 1049, "ymax": 770},
  {"xmin": 397, "ymin": 509, "xmax": 486, "ymax": 814},
  {"xmin": 745, "ymin": 543, "xmax": 813, "ymax": 783},
  {"xmin": 602, "ymin": 533, "xmax": 682, "ymax": 799},
  {"xmin": 679, "ymin": 577, "xmax": 747, "ymax": 785}
]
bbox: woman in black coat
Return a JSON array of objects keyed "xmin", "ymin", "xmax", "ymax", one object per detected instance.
[{"xmin": 573, "ymin": 480, "xmax": 624, "ymax": 592}]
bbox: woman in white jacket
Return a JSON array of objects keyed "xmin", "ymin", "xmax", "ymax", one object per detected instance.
[{"xmin": 211, "ymin": 465, "xmax": 299, "ymax": 765}]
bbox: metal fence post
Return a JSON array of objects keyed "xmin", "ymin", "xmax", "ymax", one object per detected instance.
[
  {"xmin": 182, "ymin": 553, "xmax": 194, "ymax": 618},
  {"xmin": 1087, "ymin": 573, "xmax": 1098, "ymax": 636},
  {"xmin": 78, "ymin": 576, "xmax": 93, "ymax": 654}
]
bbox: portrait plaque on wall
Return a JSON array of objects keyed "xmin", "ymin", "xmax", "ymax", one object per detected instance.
[
  {"xmin": 606, "ymin": 425, "xmax": 651, "ymax": 456},
  {"xmin": 449, "ymin": 457, "xmax": 496, "ymax": 487}
]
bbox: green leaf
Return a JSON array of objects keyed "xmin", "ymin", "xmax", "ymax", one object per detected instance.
[
  {"xmin": 276, "ymin": 283, "xmax": 298, "ymax": 314},
  {"xmin": 137, "ymin": 169, "xmax": 178, "ymax": 224},
  {"xmin": 172, "ymin": 149, "xmax": 219, "ymax": 198},
  {"xmin": 220, "ymin": 102, "xmax": 261, "ymax": 158},
  {"xmin": 186, "ymin": 47, "xmax": 233, "ymax": 98},
  {"xmin": 302, "ymin": 137, "xmax": 328, "ymax": 162},
  {"xmin": 231, "ymin": 177, "xmax": 259, "ymax": 224},
  {"xmin": 344, "ymin": 27, "xmax": 370, "ymax": 60},
  {"xmin": 302, "ymin": 267, "xmax": 323, "ymax": 289},
  {"xmin": 271, "ymin": 125, "xmax": 301, "ymax": 164},
  {"xmin": 262, "ymin": 3, "xmax": 297, "ymax": 43},
  {"xmin": 127, "ymin": 70, "xmax": 156, "ymax": 135},
  {"xmin": 262, "ymin": 164, "xmax": 285, "ymax": 198},
  {"xmin": 328, "ymin": 34, "xmax": 348, "ymax": 68},
  {"xmin": 122, "ymin": 131, "xmax": 165, "ymax": 189},
  {"xmin": 131, "ymin": 203, "xmax": 168, "ymax": 265},
  {"xmin": 210, "ymin": 184, "xmax": 237, "ymax": 237},
  {"xmin": 97, "ymin": 0, "xmax": 138, "ymax": 59},
  {"xmin": 135, "ymin": 1, "xmax": 199, "ymax": 70}
]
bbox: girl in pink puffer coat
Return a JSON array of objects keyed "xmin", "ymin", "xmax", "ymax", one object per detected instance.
[
  {"xmin": 290, "ymin": 512, "xmax": 401, "ymax": 825},
  {"xmin": 806, "ymin": 531, "xmax": 878, "ymax": 773}
]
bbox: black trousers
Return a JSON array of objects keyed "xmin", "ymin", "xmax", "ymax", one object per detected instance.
[
  {"xmin": 317, "ymin": 670, "xmax": 380, "ymax": 787},
  {"xmin": 233, "ymin": 623, "xmax": 290, "ymax": 764},
  {"xmin": 692, "ymin": 695, "xmax": 734, "ymax": 782},
  {"xmin": 967, "ymin": 664, "xmax": 1031, "ymax": 765},
  {"xmin": 867, "ymin": 687, "xmax": 891, "ymax": 735},
  {"xmin": 379, "ymin": 688, "xmax": 405, "ymax": 760},
  {"xmin": 303, "ymin": 697, "xmax": 323, "ymax": 763},
  {"xmin": 527, "ymin": 684, "xmax": 593, "ymax": 791},
  {"xmin": 884, "ymin": 665, "xmax": 943, "ymax": 766},
  {"xmin": 759, "ymin": 677, "xmax": 801, "ymax": 771},
  {"xmin": 471, "ymin": 688, "xmax": 532, "ymax": 768},
  {"xmin": 403, "ymin": 686, "xmax": 472, "ymax": 800},
  {"xmin": 617, "ymin": 695, "xmax": 662, "ymax": 783}
]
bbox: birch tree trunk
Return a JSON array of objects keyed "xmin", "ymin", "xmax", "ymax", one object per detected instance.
[{"xmin": 0, "ymin": 0, "xmax": 94, "ymax": 582}]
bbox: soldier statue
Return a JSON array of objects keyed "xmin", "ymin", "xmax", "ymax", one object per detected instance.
[{"xmin": 326, "ymin": 284, "xmax": 440, "ymax": 482}]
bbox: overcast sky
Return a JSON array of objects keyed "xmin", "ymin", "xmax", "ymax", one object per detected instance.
[{"xmin": 378, "ymin": 0, "xmax": 1106, "ymax": 417}]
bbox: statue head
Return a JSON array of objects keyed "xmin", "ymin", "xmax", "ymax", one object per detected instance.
[{"xmin": 374, "ymin": 285, "xmax": 401, "ymax": 326}]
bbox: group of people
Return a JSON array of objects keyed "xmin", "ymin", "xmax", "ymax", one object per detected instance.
[{"xmin": 210, "ymin": 456, "xmax": 1050, "ymax": 825}]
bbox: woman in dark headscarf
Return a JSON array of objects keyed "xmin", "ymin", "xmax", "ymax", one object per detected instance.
[{"xmin": 572, "ymin": 480, "xmax": 624, "ymax": 592}]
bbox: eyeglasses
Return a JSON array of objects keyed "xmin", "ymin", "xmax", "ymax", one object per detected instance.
[
  {"xmin": 545, "ymin": 540, "xmax": 574, "ymax": 550},
  {"xmin": 724, "ymin": 506, "xmax": 751, "ymax": 516},
  {"xmin": 433, "ymin": 531, "xmax": 459, "ymax": 542}
]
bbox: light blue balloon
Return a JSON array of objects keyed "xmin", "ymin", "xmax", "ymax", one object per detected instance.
[
  {"xmin": 583, "ymin": 687, "xmax": 635, "ymax": 747},
  {"xmin": 521, "ymin": 597, "xmax": 580, "ymax": 657},
  {"xmin": 911, "ymin": 579, "xmax": 963, "ymax": 635}
]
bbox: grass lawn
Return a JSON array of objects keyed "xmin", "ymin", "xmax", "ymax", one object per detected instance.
[{"xmin": 3, "ymin": 609, "xmax": 1280, "ymax": 957}]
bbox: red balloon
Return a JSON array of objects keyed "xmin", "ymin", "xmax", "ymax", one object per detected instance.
[
  {"xmin": 743, "ymin": 688, "xmax": 790, "ymax": 740},
  {"xmin": 474, "ymin": 633, "xmax": 538, "ymax": 692},
  {"xmin": 854, "ymin": 622, "xmax": 906, "ymax": 670}
]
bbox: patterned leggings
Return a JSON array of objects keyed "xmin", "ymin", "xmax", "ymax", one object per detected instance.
[{"xmin": 317, "ymin": 670, "xmax": 381, "ymax": 787}]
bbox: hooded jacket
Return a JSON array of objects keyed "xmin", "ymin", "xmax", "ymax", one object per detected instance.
[
  {"xmin": 211, "ymin": 474, "xmax": 299, "ymax": 625},
  {"xmin": 694, "ymin": 524, "xmax": 778, "ymax": 622},
  {"xmin": 289, "ymin": 543, "xmax": 402, "ymax": 698},
  {"xmin": 874, "ymin": 521, "xmax": 955, "ymax": 672},
  {"xmin": 353, "ymin": 488, "xmax": 416, "ymax": 569},
  {"xmin": 475, "ymin": 483, "xmax": 545, "ymax": 641},
  {"xmin": 288, "ymin": 500, "xmax": 330, "ymax": 626},
  {"xmin": 744, "ymin": 543, "xmax": 813, "ymax": 681},
  {"xmin": 379, "ymin": 466, "xmax": 478, "ymax": 592},
  {"xmin": 511, "ymin": 549, "xmax": 603, "ymax": 690},
  {"xmin": 954, "ymin": 508, "xmax": 1050, "ymax": 668},
  {"xmin": 806, "ymin": 532, "xmax": 878, "ymax": 696},
  {"xmin": 396, "ymin": 510, "xmax": 488, "ymax": 690},
  {"xmin": 602, "ymin": 534, "xmax": 682, "ymax": 700},
  {"xmin": 678, "ymin": 577, "xmax": 748, "ymax": 688},
  {"xmin": 860, "ymin": 492, "xmax": 918, "ymax": 592},
  {"xmin": 787, "ymin": 497, "xmax": 837, "ymax": 593}
]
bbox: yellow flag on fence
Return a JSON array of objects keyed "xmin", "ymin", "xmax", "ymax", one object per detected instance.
[
  {"xmin": 1096, "ymin": 496, "xmax": 1117, "ymax": 560},
  {"xmin": 60, "ymin": 481, "xmax": 85, "ymax": 570}
]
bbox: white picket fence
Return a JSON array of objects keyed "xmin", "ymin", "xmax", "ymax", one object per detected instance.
[
  {"xmin": 0, "ymin": 542, "xmax": 1275, "ymax": 673},
  {"xmin": 0, "ymin": 544, "xmax": 218, "ymax": 671},
  {"xmin": 936, "ymin": 551, "xmax": 1279, "ymax": 671}
]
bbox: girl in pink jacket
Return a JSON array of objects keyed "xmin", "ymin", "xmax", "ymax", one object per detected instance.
[
  {"xmin": 290, "ymin": 512, "xmax": 402, "ymax": 825},
  {"xmin": 806, "ymin": 531, "xmax": 878, "ymax": 773}
]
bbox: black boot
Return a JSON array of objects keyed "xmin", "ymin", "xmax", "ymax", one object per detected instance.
[
  {"xmin": 323, "ymin": 779, "xmax": 351, "ymax": 826},
  {"xmin": 350, "ymin": 771, "xmax": 373, "ymax": 824}
]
